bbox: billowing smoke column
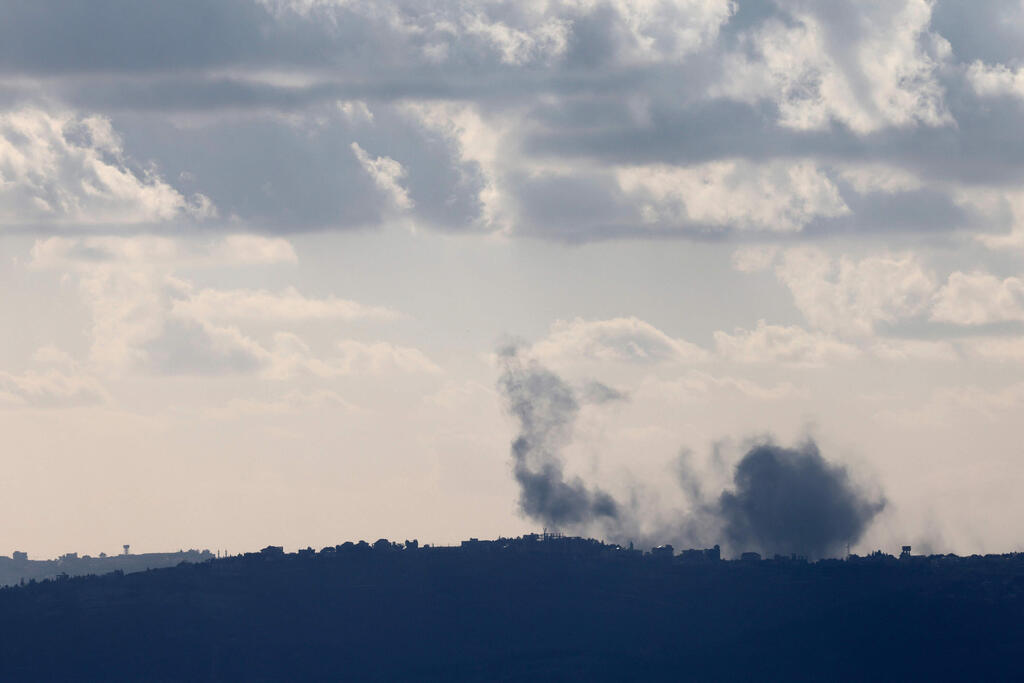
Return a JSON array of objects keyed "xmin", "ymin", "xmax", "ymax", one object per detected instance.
[
  {"xmin": 497, "ymin": 346, "xmax": 619, "ymax": 529},
  {"xmin": 717, "ymin": 442, "xmax": 885, "ymax": 559},
  {"xmin": 498, "ymin": 348, "xmax": 885, "ymax": 557}
]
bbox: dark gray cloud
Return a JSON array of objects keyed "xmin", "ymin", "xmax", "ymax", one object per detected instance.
[
  {"xmin": 931, "ymin": 0, "xmax": 1024, "ymax": 65},
  {"xmin": 3, "ymin": 0, "xmax": 1023, "ymax": 242},
  {"xmin": 717, "ymin": 441, "xmax": 886, "ymax": 559},
  {"xmin": 497, "ymin": 345, "xmax": 620, "ymax": 529},
  {"xmin": 0, "ymin": 0, "xmax": 267, "ymax": 74},
  {"xmin": 109, "ymin": 105, "xmax": 486, "ymax": 232}
]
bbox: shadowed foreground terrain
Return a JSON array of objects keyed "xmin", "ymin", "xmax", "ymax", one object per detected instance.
[{"xmin": 1, "ymin": 535, "xmax": 1021, "ymax": 682}]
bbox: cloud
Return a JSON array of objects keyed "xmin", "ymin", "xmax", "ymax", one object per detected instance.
[
  {"xmin": 145, "ymin": 317, "xmax": 271, "ymax": 376},
  {"xmin": 206, "ymin": 234, "xmax": 299, "ymax": 265},
  {"xmin": 968, "ymin": 190, "xmax": 1024, "ymax": 251},
  {"xmin": 714, "ymin": 320, "xmax": 859, "ymax": 366},
  {"xmin": 0, "ymin": 347, "xmax": 107, "ymax": 409},
  {"xmin": 639, "ymin": 372, "xmax": 808, "ymax": 402},
  {"xmin": 836, "ymin": 163, "xmax": 925, "ymax": 195},
  {"xmin": 331, "ymin": 340, "xmax": 440, "ymax": 375},
  {"xmin": 28, "ymin": 234, "xmax": 424, "ymax": 378},
  {"xmin": 967, "ymin": 61, "xmax": 1024, "ymax": 101},
  {"xmin": 264, "ymin": 334, "xmax": 440, "ymax": 379},
  {"xmin": 403, "ymin": 101, "xmax": 514, "ymax": 234},
  {"xmin": 580, "ymin": 380, "xmax": 629, "ymax": 405},
  {"xmin": 170, "ymin": 286, "xmax": 399, "ymax": 323},
  {"xmin": 616, "ymin": 159, "xmax": 849, "ymax": 233},
  {"xmin": 773, "ymin": 248, "xmax": 936, "ymax": 336},
  {"xmin": 931, "ymin": 271, "xmax": 1024, "ymax": 325},
  {"xmin": 532, "ymin": 317, "xmax": 708, "ymax": 365},
  {"xmin": 0, "ymin": 0, "xmax": 1022, "ymax": 245},
  {"xmin": 0, "ymin": 108, "xmax": 211, "ymax": 228},
  {"xmin": 714, "ymin": 0, "xmax": 951, "ymax": 134},
  {"xmin": 258, "ymin": 0, "xmax": 737, "ymax": 68},
  {"xmin": 350, "ymin": 142, "xmax": 413, "ymax": 211}
]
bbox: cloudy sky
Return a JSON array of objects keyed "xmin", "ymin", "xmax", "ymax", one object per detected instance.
[{"xmin": 2, "ymin": 0, "xmax": 1024, "ymax": 557}]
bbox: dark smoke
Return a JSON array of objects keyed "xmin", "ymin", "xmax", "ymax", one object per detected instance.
[
  {"xmin": 498, "ymin": 346, "xmax": 620, "ymax": 529},
  {"xmin": 717, "ymin": 442, "xmax": 885, "ymax": 559},
  {"xmin": 497, "ymin": 348, "xmax": 885, "ymax": 556}
]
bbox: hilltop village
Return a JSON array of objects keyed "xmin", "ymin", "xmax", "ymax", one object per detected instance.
[{"xmin": 0, "ymin": 547, "xmax": 214, "ymax": 588}]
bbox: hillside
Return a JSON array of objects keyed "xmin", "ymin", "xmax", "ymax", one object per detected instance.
[{"xmin": 1, "ymin": 536, "xmax": 1021, "ymax": 682}]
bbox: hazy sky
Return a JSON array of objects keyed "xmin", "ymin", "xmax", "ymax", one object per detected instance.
[{"xmin": 2, "ymin": 0, "xmax": 1024, "ymax": 558}]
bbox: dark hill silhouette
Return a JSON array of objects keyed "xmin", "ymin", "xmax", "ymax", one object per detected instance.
[
  {"xmin": 0, "ymin": 535, "xmax": 1021, "ymax": 682},
  {"xmin": 0, "ymin": 549, "xmax": 215, "ymax": 588}
]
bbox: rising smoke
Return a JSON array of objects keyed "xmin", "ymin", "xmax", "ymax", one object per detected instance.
[
  {"xmin": 497, "ymin": 345, "xmax": 620, "ymax": 528},
  {"xmin": 716, "ymin": 442, "xmax": 886, "ymax": 559},
  {"xmin": 498, "ymin": 348, "xmax": 886, "ymax": 558}
]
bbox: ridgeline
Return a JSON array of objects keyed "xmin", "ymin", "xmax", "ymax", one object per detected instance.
[{"xmin": 1, "ymin": 534, "xmax": 1021, "ymax": 681}]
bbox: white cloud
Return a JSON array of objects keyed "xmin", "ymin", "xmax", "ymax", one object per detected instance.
[
  {"xmin": 0, "ymin": 346, "xmax": 107, "ymax": 409},
  {"xmin": 171, "ymin": 286, "xmax": 399, "ymax": 323},
  {"xmin": 967, "ymin": 61, "xmax": 1024, "ymax": 100},
  {"xmin": 460, "ymin": 9, "xmax": 571, "ymax": 66},
  {"xmin": 333, "ymin": 339, "xmax": 440, "ymax": 374},
  {"xmin": 963, "ymin": 189, "xmax": 1024, "ymax": 252},
  {"xmin": 714, "ymin": 320, "xmax": 860, "ymax": 366},
  {"xmin": 616, "ymin": 159, "xmax": 849, "ymax": 233},
  {"xmin": 532, "ymin": 317, "xmax": 707, "ymax": 364},
  {"xmin": 29, "ymin": 237, "xmax": 281, "ymax": 375},
  {"xmin": 268, "ymin": 334, "xmax": 440, "ymax": 378},
  {"xmin": 403, "ymin": 101, "xmax": 514, "ymax": 234},
  {"xmin": 682, "ymin": 371, "xmax": 809, "ymax": 401},
  {"xmin": 206, "ymin": 235, "xmax": 298, "ymax": 266},
  {"xmin": 350, "ymin": 142, "xmax": 413, "ymax": 211},
  {"xmin": 264, "ymin": 0, "xmax": 734, "ymax": 66},
  {"xmin": 29, "ymin": 235, "xmax": 416, "ymax": 378},
  {"xmin": 0, "ymin": 108, "xmax": 212, "ymax": 227},
  {"xmin": 600, "ymin": 0, "xmax": 736, "ymax": 63},
  {"xmin": 774, "ymin": 248, "xmax": 936, "ymax": 336},
  {"xmin": 931, "ymin": 271, "xmax": 1024, "ymax": 325},
  {"xmin": 837, "ymin": 163, "xmax": 925, "ymax": 195},
  {"xmin": 715, "ymin": 0, "xmax": 951, "ymax": 134},
  {"xmin": 337, "ymin": 100, "xmax": 375, "ymax": 125}
]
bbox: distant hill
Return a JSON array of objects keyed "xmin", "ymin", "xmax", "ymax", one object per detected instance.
[
  {"xmin": 0, "ymin": 535, "xmax": 1021, "ymax": 682},
  {"xmin": 0, "ymin": 549, "xmax": 215, "ymax": 587}
]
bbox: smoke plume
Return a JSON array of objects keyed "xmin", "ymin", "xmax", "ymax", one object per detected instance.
[
  {"xmin": 498, "ymin": 348, "xmax": 885, "ymax": 557},
  {"xmin": 497, "ymin": 345, "xmax": 620, "ymax": 529},
  {"xmin": 716, "ymin": 441, "xmax": 885, "ymax": 559}
]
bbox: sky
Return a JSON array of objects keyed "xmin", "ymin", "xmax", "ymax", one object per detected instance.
[{"xmin": 2, "ymin": 0, "xmax": 1024, "ymax": 558}]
